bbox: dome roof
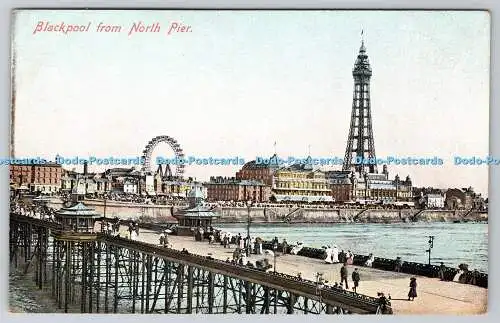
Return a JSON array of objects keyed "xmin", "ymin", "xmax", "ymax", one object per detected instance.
[
  {"xmin": 56, "ymin": 202, "xmax": 101, "ymax": 217},
  {"xmin": 242, "ymin": 154, "xmax": 280, "ymax": 170}
]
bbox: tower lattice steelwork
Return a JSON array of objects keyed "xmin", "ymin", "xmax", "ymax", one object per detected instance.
[{"xmin": 342, "ymin": 39, "xmax": 378, "ymax": 176}]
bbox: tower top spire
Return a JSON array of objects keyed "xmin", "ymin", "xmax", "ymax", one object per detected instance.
[{"xmin": 360, "ymin": 29, "xmax": 366, "ymax": 53}]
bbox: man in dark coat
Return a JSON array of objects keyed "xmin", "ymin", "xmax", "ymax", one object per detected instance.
[
  {"xmin": 394, "ymin": 257, "xmax": 403, "ymax": 272},
  {"xmin": 340, "ymin": 263, "xmax": 349, "ymax": 289},
  {"xmin": 339, "ymin": 250, "xmax": 346, "ymax": 264},
  {"xmin": 352, "ymin": 268, "xmax": 360, "ymax": 293},
  {"xmin": 439, "ymin": 262, "xmax": 446, "ymax": 280}
]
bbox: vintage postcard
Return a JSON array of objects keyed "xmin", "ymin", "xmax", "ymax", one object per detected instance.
[{"xmin": 8, "ymin": 10, "xmax": 489, "ymax": 315}]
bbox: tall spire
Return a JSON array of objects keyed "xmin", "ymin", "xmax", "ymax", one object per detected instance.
[{"xmin": 360, "ymin": 29, "xmax": 366, "ymax": 53}]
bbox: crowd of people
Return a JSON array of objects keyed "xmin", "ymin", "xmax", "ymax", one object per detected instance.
[
  {"xmin": 10, "ymin": 199, "xmax": 56, "ymax": 221},
  {"xmin": 323, "ymin": 246, "xmax": 356, "ymax": 264},
  {"xmin": 204, "ymin": 201, "xmax": 414, "ymax": 210}
]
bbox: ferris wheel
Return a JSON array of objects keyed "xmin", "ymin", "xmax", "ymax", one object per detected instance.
[{"xmin": 141, "ymin": 135, "xmax": 186, "ymax": 178}]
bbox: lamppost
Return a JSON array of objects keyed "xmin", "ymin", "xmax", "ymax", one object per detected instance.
[
  {"xmin": 246, "ymin": 199, "xmax": 253, "ymax": 257},
  {"xmin": 273, "ymin": 242, "xmax": 278, "ymax": 272},
  {"xmin": 101, "ymin": 196, "xmax": 107, "ymax": 233},
  {"xmin": 425, "ymin": 236, "xmax": 435, "ymax": 265}
]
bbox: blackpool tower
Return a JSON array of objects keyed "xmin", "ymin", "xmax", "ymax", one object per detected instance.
[{"xmin": 342, "ymin": 37, "xmax": 378, "ymax": 176}]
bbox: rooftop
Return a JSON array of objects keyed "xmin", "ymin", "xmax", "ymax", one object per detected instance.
[
  {"xmin": 55, "ymin": 202, "xmax": 101, "ymax": 217},
  {"xmin": 176, "ymin": 205, "xmax": 220, "ymax": 218}
]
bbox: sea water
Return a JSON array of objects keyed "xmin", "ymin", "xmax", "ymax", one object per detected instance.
[{"xmin": 218, "ymin": 222, "xmax": 488, "ymax": 273}]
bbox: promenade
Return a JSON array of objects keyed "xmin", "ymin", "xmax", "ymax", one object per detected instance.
[{"xmin": 120, "ymin": 226, "xmax": 486, "ymax": 315}]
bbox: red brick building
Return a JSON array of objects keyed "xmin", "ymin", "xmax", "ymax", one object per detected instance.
[
  {"xmin": 325, "ymin": 170, "xmax": 353, "ymax": 202},
  {"xmin": 10, "ymin": 164, "xmax": 32, "ymax": 186},
  {"xmin": 331, "ymin": 183, "xmax": 353, "ymax": 202},
  {"xmin": 205, "ymin": 177, "xmax": 271, "ymax": 202},
  {"xmin": 235, "ymin": 156, "xmax": 279, "ymax": 186},
  {"xmin": 10, "ymin": 162, "xmax": 63, "ymax": 193}
]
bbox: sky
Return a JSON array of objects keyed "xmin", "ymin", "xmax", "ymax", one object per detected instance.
[{"xmin": 11, "ymin": 10, "xmax": 490, "ymax": 195}]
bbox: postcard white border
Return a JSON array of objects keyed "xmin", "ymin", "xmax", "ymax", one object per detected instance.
[{"xmin": 0, "ymin": 1, "xmax": 497, "ymax": 323}]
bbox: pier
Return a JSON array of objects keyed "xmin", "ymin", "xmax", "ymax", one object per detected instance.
[{"xmin": 9, "ymin": 213, "xmax": 388, "ymax": 314}]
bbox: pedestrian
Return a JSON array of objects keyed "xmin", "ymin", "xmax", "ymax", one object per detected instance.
[
  {"xmin": 128, "ymin": 223, "xmax": 133, "ymax": 237},
  {"xmin": 339, "ymin": 250, "xmax": 346, "ymax": 263},
  {"xmin": 377, "ymin": 292, "xmax": 393, "ymax": 314},
  {"xmin": 439, "ymin": 262, "xmax": 446, "ymax": 280},
  {"xmin": 408, "ymin": 277, "xmax": 417, "ymax": 301},
  {"xmin": 282, "ymin": 239, "xmax": 288, "ymax": 255},
  {"xmin": 394, "ymin": 257, "xmax": 402, "ymax": 272},
  {"xmin": 164, "ymin": 231, "xmax": 169, "ymax": 247},
  {"xmin": 233, "ymin": 248, "xmax": 240, "ymax": 262},
  {"xmin": 346, "ymin": 250, "xmax": 354, "ymax": 265},
  {"xmin": 352, "ymin": 268, "xmax": 360, "ymax": 293},
  {"xmin": 159, "ymin": 232, "xmax": 165, "ymax": 246},
  {"xmin": 340, "ymin": 263, "xmax": 349, "ymax": 289}
]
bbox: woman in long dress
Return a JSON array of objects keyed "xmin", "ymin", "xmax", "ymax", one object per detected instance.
[
  {"xmin": 346, "ymin": 250, "xmax": 354, "ymax": 265},
  {"xmin": 408, "ymin": 277, "xmax": 417, "ymax": 301},
  {"xmin": 332, "ymin": 245, "xmax": 339, "ymax": 263},
  {"xmin": 324, "ymin": 246, "xmax": 333, "ymax": 264},
  {"xmin": 365, "ymin": 253, "xmax": 375, "ymax": 267}
]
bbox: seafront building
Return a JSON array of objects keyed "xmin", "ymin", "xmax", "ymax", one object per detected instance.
[
  {"xmin": 235, "ymin": 155, "xmax": 278, "ymax": 186},
  {"xmin": 205, "ymin": 176, "xmax": 271, "ymax": 202},
  {"xmin": 423, "ymin": 194, "xmax": 445, "ymax": 209},
  {"xmin": 10, "ymin": 162, "xmax": 63, "ymax": 194},
  {"xmin": 271, "ymin": 162, "xmax": 333, "ymax": 203},
  {"xmin": 445, "ymin": 187, "xmax": 487, "ymax": 210}
]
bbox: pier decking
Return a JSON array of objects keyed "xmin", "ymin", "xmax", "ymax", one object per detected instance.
[
  {"xmin": 9, "ymin": 213, "xmax": 486, "ymax": 314},
  {"xmin": 129, "ymin": 227, "xmax": 487, "ymax": 315},
  {"xmin": 10, "ymin": 214, "xmax": 386, "ymax": 314}
]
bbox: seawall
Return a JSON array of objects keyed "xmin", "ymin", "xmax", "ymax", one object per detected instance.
[
  {"xmin": 47, "ymin": 199, "xmax": 179, "ymax": 222},
  {"xmin": 45, "ymin": 198, "xmax": 487, "ymax": 224},
  {"xmin": 213, "ymin": 207, "xmax": 488, "ymax": 224}
]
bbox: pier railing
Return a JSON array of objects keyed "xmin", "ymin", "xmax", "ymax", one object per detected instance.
[
  {"xmin": 260, "ymin": 242, "xmax": 487, "ymax": 288},
  {"xmin": 9, "ymin": 213, "xmax": 388, "ymax": 315},
  {"xmin": 110, "ymin": 219, "xmax": 487, "ymax": 289}
]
